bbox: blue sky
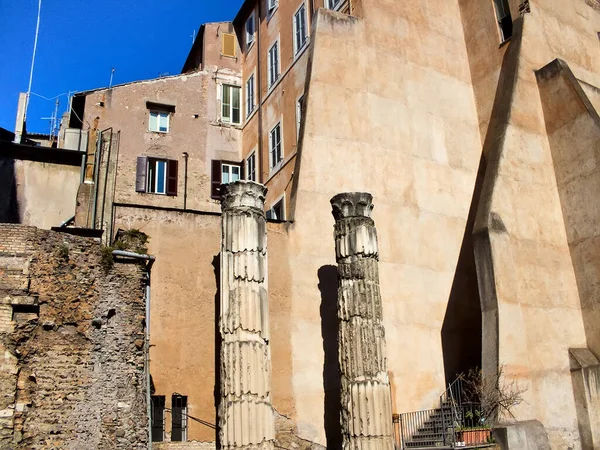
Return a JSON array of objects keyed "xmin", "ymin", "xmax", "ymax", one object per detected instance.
[{"xmin": 0, "ymin": 0, "xmax": 244, "ymax": 134}]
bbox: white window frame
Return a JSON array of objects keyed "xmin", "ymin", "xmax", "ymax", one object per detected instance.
[
  {"xmin": 221, "ymin": 84, "xmax": 241, "ymax": 125},
  {"xmin": 269, "ymin": 121, "xmax": 283, "ymax": 170},
  {"xmin": 221, "ymin": 163, "xmax": 242, "ymax": 185},
  {"xmin": 267, "ymin": 39, "xmax": 280, "ymax": 89},
  {"xmin": 296, "ymin": 93, "xmax": 305, "ymax": 142},
  {"xmin": 246, "ymin": 12, "xmax": 256, "ymax": 50},
  {"xmin": 147, "ymin": 158, "xmax": 168, "ymax": 195},
  {"xmin": 326, "ymin": 0, "xmax": 343, "ymax": 11},
  {"xmin": 293, "ymin": 3, "xmax": 309, "ymax": 56},
  {"xmin": 267, "ymin": 193, "xmax": 285, "ymax": 220},
  {"xmin": 246, "ymin": 73, "xmax": 256, "ymax": 117},
  {"xmin": 267, "ymin": 0, "xmax": 278, "ymax": 17},
  {"xmin": 149, "ymin": 111, "xmax": 170, "ymax": 133},
  {"xmin": 246, "ymin": 151, "xmax": 257, "ymax": 182}
]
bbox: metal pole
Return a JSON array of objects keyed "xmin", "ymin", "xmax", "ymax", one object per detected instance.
[{"xmin": 23, "ymin": 0, "xmax": 42, "ymax": 138}]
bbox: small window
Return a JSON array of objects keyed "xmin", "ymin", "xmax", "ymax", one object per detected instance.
[
  {"xmin": 246, "ymin": 152, "xmax": 256, "ymax": 182},
  {"xmin": 266, "ymin": 197, "xmax": 285, "ymax": 220},
  {"xmin": 149, "ymin": 111, "xmax": 169, "ymax": 133},
  {"xmin": 492, "ymin": 0, "xmax": 513, "ymax": 42},
  {"xmin": 222, "ymin": 163, "xmax": 241, "ymax": 184},
  {"xmin": 246, "ymin": 75, "xmax": 255, "ymax": 117},
  {"xmin": 211, "ymin": 160, "xmax": 244, "ymax": 199},
  {"xmin": 269, "ymin": 122, "xmax": 283, "ymax": 169},
  {"xmin": 296, "ymin": 94, "xmax": 305, "ymax": 141},
  {"xmin": 268, "ymin": 41, "xmax": 280, "ymax": 88},
  {"xmin": 171, "ymin": 394, "xmax": 187, "ymax": 442},
  {"xmin": 293, "ymin": 4, "xmax": 308, "ymax": 55},
  {"xmin": 326, "ymin": 0, "xmax": 343, "ymax": 10},
  {"xmin": 222, "ymin": 85, "xmax": 241, "ymax": 125},
  {"xmin": 222, "ymin": 33, "xmax": 236, "ymax": 57},
  {"xmin": 151, "ymin": 395, "xmax": 165, "ymax": 442},
  {"xmin": 136, "ymin": 156, "xmax": 178, "ymax": 196},
  {"xmin": 267, "ymin": 0, "xmax": 278, "ymax": 16},
  {"xmin": 246, "ymin": 13, "xmax": 256, "ymax": 49}
]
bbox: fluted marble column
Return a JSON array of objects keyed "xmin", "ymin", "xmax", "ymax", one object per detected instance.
[
  {"xmin": 219, "ymin": 181, "xmax": 274, "ymax": 450},
  {"xmin": 331, "ymin": 192, "xmax": 394, "ymax": 450}
]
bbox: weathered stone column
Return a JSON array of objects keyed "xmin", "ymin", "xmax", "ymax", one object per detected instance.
[
  {"xmin": 331, "ymin": 192, "xmax": 394, "ymax": 450},
  {"xmin": 219, "ymin": 181, "xmax": 274, "ymax": 450}
]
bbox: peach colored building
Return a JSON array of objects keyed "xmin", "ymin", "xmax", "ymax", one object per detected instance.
[{"xmin": 56, "ymin": 1, "xmax": 600, "ymax": 449}]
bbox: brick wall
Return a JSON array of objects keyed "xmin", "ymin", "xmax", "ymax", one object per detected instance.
[{"xmin": 0, "ymin": 224, "xmax": 148, "ymax": 449}]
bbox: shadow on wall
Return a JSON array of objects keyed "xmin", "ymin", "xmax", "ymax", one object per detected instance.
[
  {"xmin": 318, "ymin": 265, "xmax": 342, "ymax": 449},
  {"xmin": 0, "ymin": 158, "xmax": 20, "ymax": 223},
  {"xmin": 212, "ymin": 254, "xmax": 221, "ymax": 448}
]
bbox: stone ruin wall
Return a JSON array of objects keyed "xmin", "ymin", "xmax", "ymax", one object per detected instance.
[{"xmin": 0, "ymin": 224, "xmax": 148, "ymax": 449}]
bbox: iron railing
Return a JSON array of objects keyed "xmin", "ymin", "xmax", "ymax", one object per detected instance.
[{"xmin": 393, "ymin": 377, "xmax": 494, "ymax": 449}]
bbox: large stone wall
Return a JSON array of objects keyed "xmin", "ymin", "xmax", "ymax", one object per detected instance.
[{"xmin": 0, "ymin": 224, "xmax": 147, "ymax": 449}]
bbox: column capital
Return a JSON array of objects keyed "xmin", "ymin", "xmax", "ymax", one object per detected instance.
[
  {"xmin": 330, "ymin": 192, "xmax": 374, "ymax": 221},
  {"xmin": 221, "ymin": 181, "xmax": 267, "ymax": 213}
]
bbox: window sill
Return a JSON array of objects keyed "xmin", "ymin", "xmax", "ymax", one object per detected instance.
[
  {"xmin": 499, "ymin": 37, "xmax": 511, "ymax": 48},
  {"xmin": 220, "ymin": 53, "xmax": 238, "ymax": 60},
  {"xmin": 293, "ymin": 42, "xmax": 309, "ymax": 63},
  {"xmin": 148, "ymin": 130, "xmax": 169, "ymax": 134},
  {"xmin": 211, "ymin": 120, "xmax": 242, "ymax": 130},
  {"xmin": 266, "ymin": 154, "xmax": 295, "ymax": 183},
  {"xmin": 267, "ymin": 76, "xmax": 282, "ymax": 96},
  {"xmin": 246, "ymin": 40, "xmax": 255, "ymax": 53},
  {"xmin": 246, "ymin": 108, "xmax": 258, "ymax": 122}
]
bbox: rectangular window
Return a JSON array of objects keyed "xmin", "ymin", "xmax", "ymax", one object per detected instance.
[
  {"xmin": 149, "ymin": 111, "xmax": 169, "ymax": 133},
  {"xmin": 293, "ymin": 4, "xmax": 308, "ymax": 55},
  {"xmin": 268, "ymin": 41, "xmax": 280, "ymax": 88},
  {"xmin": 222, "ymin": 33, "xmax": 236, "ymax": 57},
  {"xmin": 151, "ymin": 396, "xmax": 166, "ymax": 442},
  {"xmin": 267, "ymin": 0, "xmax": 278, "ymax": 15},
  {"xmin": 171, "ymin": 394, "xmax": 187, "ymax": 442},
  {"xmin": 246, "ymin": 12, "xmax": 255, "ymax": 49},
  {"xmin": 211, "ymin": 160, "xmax": 244, "ymax": 199},
  {"xmin": 492, "ymin": 0, "xmax": 513, "ymax": 42},
  {"xmin": 266, "ymin": 197, "xmax": 285, "ymax": 220},
  {"xmin": 222, "ymin": 85, "xmax": 241, "ymax": 125},
  {"xmin": 221, "ymin": 163, "xmax": 241, "ymax": 184},
  {"xmin": 269, "ymin": 122, "xmax": 283, "ymax": 169},
  {"xmin": 296, "ymin": 94, "xmax": 305, "ymax": 141},
  {"xmin": 326, "ymin": 0, "xmax": 343, "ymax": 10},
  {"xmin": 136, "ymin": 156, "xmax": 178, "ymax": 195},
  {"xmin": 246, "ymin": 152, "xmax": 256, "ymax": 182},
  {"xmin": 246, "ymin": 75, "xmax": 255, "ymax": 117}
]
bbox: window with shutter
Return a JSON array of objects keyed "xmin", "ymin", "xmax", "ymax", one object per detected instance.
[
  {"xmin": 246, "ymin": 13, "xmax": 255, "ymax": 49},
  {"xmin": 222, "ymin": 33, "xmax": 236, "ymax": 57},
  {"xmin": 222, "ymin": 85, "xmax": 241, "ymax": 125},
  {"xmin": 211, "ymin": 160, "xmax": 223, "ymax": 199},
  {"xmin": 269, "ymin": 122, "xmax": 283, "ymax": 169},
  {"xmin": 246, "ymin": 152, "xmax": 256, "ymax": 182},
  {"xmin": 293, "ymin": 4, "xmax": 308, "ymax": 55},
  {"xmin": 211, "ymin": 160, "xmax": 244, "ymax": 199},
  {"xmin": 268, "ymin": 41, "xmax": 280, "ymax": 88},
  {"xmin": 138, "ymin": 157, "xmax": 177, "ymax": 195},
  {"xmin": 136, "ymin": 156, "xmax": 148, "ymax": 192}
]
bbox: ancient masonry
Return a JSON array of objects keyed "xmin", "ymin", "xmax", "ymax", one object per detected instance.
[
  {"xmin": 331, "ymin": 193, "xmax": 394, "ymax": 450},
  {"xmin": 219, "ymin": 181, "xmax": 275, "ymax": 450},
  {"xmin": 0, "ymin": 224, "xmax": 148, "ymax": 449}
]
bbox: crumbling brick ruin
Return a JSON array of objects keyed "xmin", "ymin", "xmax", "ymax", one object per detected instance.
[{"xmin": 0, "ymin": 224, "xmax": 148, "ymax": 449}]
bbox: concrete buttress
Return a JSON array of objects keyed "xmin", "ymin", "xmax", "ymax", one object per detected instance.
[
  {"xmin": 219, "ymin": 181, "xmax": 275, "ymax": 450},
  {"xmin": 331, "ymin": 192, "xmax": 394, "ymax": 450}
]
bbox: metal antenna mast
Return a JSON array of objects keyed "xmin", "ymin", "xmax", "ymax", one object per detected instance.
[{"xmin": 23, "ymin": 0, "xmax": 42, "ymax": 137}]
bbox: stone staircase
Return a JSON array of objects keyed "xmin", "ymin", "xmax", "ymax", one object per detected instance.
[{"xmin": 402, "ymin": 403, "xmax": 456, "ymax": 449}]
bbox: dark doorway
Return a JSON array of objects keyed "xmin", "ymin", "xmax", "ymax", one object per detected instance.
[{"xmin": 441, "ymin": 158, "xmax": 486, "ymax": 386}]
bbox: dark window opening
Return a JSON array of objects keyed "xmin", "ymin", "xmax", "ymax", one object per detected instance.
[
  {"xmin": 493, "ymin": 0, "xmax": 513, "ymax": 42},
  {"xmin": 266, "ymin": 197, "xmax": 285, "ymax": 220},
  {"xmin": 69, "ymin": 95, "xmax": 86, "ymax": 129},
  {"xmin": 151, "ymin": 395, "xmax": 165, "ymax": 442},
  {"xmin": 171, "ymin": 394, "xmax": 187, "ymax": 442}
]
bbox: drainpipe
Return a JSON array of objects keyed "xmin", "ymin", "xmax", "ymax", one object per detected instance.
[
  {"xmin": 112, "ymin": 249, "xmax": 155, "ymax": 449},
  {"xmin": 182, "ymin": 152, "xmax": 189, "ymax": 210},
  {"xmin": 99, "ymin": 128, "xmax": 114, "ymax": 235}
]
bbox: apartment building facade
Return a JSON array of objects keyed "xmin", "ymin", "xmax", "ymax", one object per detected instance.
[{"xmin": 51, "ymin": 0, "xmax": 600, "ymax": 449}]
